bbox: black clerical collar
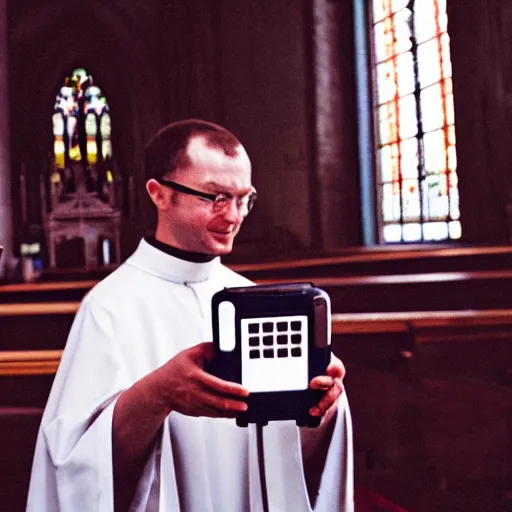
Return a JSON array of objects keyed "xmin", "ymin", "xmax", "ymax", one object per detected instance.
[{"xmin": 145, "ymin": 236, "xmax": 215, "ymax": 263}]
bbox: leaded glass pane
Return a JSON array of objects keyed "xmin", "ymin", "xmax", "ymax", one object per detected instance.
[
  {"xmin": 414, "ymin": 0, "xmax": 439, "ymax": 44},
  {"xmin": 423, "ymin": 221, "xmax": 449, "ymax": 241},
  {"xmin": 418, "ymin": 39, "xmax": 442, "ymax": 88},
  {"xmin": 402, "ymin": 179, "xmax": 420, "ymax": 219},
  {"xmin": 378, "ymin": 103, "xmax": 398, "ymax": 146},
  {"xmin": 85, "ymin": 113, "xmax": 97, "ymax": 136},
  {"xmin": 102, "ymin": 140, "xmax": 113, "ymax": 160},
  {"xmin": 373, "ymin": 19, "xmax": 393, "ymax": 63},
  {"xmin": 372, "ymin": 0, "xmax": 460, "ymax": 243},
  {"xmin": 402, "ymin": 223, "xmax": 422, "ymax": 241},
  {"xmin": 376, "ymin": 61, "xmax": 397, "ymax": 105},
  {"xmin": 382, "ymin": 182, "xmax": 403, "ymax": 222},
  {"xmin": 100, "ymin": 114, "xmax": 111, "ymax": 138},
  {"xmin": 373, "ymin": 0, "xmax": 409, "ymax": 24},
  {"xmin": 52, "ymin": 113, "xmax": 64, "ymax": 136},
  {"xmin": 423, "ymin": 174, "xmax": 449, "ymax": 219},
  {"xmin": 383, "ymin": 223, "xmax": 402, "ymax": 242},
  {"xmin": 449, "ymin": 172, "xmax": 460, "ymax": 218},
  {"xmin": 440, "ymin": 34, "xmax": 453, "ymax": 78},
  {"xmin": 398, "ymin": 94, "xmax": 418, "ymax": 139},
  {"xmin": 402, "ymin": 138, "xmax": 418, "ymax": 178},
  {"xmin": 373, "ymin": 9, "xmax": 412, "ymax": 64},
  {"xmin": 420, "ymin": 84, "xmax": 445, "ymax": 132},
  {"xmin": 423, "ymin": 129, "xmax": 447, "ymax": 173},
  {"xmin": 54, "ymin": 140, "xmax": 65, "ymax": 168},
  {"xmin": 449, "ymin": 220, "xmax": 462, "ymax": 238},
  {"xmin": 379, "ymin": 143, "xmax": 398, "ymax": 183},
  {"xmin": 397, "ymin": 52, "xmax": 415, "ymax": 96}
]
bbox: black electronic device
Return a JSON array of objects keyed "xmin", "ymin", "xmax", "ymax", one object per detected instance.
[{"xmin": 206, "ymin": 282, "xmax": 332, "ymax": 428}]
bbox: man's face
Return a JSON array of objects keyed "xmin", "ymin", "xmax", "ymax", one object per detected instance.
[{"xmin": 156, "ymin": 136, "xmax": 253, "ymax": 255}]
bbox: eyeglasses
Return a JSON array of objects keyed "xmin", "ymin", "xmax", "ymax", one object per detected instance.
[{"xmin": 156, "ymin": 178, "xmax": 257, "ymax": 215}]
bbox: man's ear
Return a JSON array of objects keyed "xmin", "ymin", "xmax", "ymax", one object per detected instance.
[{"xmin": 146, "ymin": 179, "xmax": 171, "ymax": 210}]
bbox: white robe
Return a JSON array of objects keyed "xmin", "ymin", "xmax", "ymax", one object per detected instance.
[{"xmin": 27, "ymin": 239, "xmax": 354, "ymax": 511}]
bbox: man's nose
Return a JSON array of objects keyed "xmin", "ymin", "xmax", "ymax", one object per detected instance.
[{"xmin": 221, "ymin": 198, "xmax": 244, "ymax": 222}]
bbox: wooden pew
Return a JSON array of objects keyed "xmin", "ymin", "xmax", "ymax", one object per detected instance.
[
  {"xmin": 2, "ymin": 269, "xmax": 512, "ymax": 312},
  {"xmin": 332, "ymin": 311, "xmax": 512, "ymax": 512},
  {"xmin": 0, "ymin": 302, "xmax": 77, "ymax": 351},
  {"xmin": 0, "ymin": 281, "xmax": 95, "ymax": 304},
  {"xmin": 1, "ymin": 309, "xmax": 511, "ymax": 512},
  {"xmin": 1, "ymin": 308, "xmax": 511, "ymax": 375},
  {"xmin": 0, "ymin": 350, "xmax": 62, "ymax": 376},
  {"xmin": 230, "ymin": 245, "xmax": 512, "ymax": 280},
  {"xmin": 35, "ymin": 244, "xmax": 511, "ymax": 281},
  {"xmin": 0, "ymin": 406, "xmax": 43, "ymax": 512}
]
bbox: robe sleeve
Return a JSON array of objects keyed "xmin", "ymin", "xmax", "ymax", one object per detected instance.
[
  {"xmin": 313, "ymin": 392, "xmax": 354, "ymax": 511},
  {"xmin": 26, "ymin": 297, "xmax": 140, "ymax": 511}
]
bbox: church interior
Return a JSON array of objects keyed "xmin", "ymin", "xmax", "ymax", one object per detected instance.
[{"xmin": 1, "ymin": 0, "xmax": 512, "ymax": 510}]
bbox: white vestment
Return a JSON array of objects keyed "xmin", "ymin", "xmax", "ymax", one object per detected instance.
[{"xmin": 27, "ymin": 239, "xmax": 354, "ymax": 511}]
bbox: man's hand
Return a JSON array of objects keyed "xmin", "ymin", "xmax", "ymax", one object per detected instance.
[
  {"xmin": 153, "ymin": 342, "xmax": 249, "ymax": 418},
  {"xmin": 113, "ymin": 342, "xmax": 249, "ymax": 511},
  {"xmin": 308, "ymin": 353, "xmax": 345, "ymax": 423}
]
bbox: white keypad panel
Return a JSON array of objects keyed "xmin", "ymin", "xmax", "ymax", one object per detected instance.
[{"xmin": 240, "ymin": 315, "xmax": 309, "ymax": 393}]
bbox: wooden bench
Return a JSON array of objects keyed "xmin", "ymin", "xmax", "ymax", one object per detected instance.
[
  {"xmin": 1, "ymin": 307, "xmax": 511, "ymax": 512},
  {"xmin": 0, "ymin": 350, "xmax": 62, "ymax": 376},
  {"xmin": 1, "ymin": 308, "xmax": 511, "ymax": 376},
  {"xmin": 230, "ymin": 245, "xmax": 512, "ymax": 280},
  {"xmin": 0, "ymin": 281, "xmax": 95, "ymax": 304},
  {"xmin": 35, "ymin": 244, "xmax": 511, "ymax": 280},
  {"xmin": 2, "ymin": 269, "xmax": 512, "ymax": 311}
]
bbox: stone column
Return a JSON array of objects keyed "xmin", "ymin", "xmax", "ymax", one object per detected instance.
[
  {"xmin": 0, "ymin": 0, "xmax": 12, "ymax": 280},
  {"xmin": 310, "ymin": 0, "xmax": 362, "ymax": 249}
]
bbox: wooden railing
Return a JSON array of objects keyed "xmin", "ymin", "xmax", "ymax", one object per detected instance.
[
  {"xmin": 2, "ymin": 308, "xmax": 511, "ymax": 376},
  {"xmin": 0, "ymin": 302, "xmax": 79, "ymax": 316},
  {"xmin": 230, "ymin": 244, "xmax": 512, "ymax": 277},
  {"xmin": 0, "ymin": 350, "xmax": 62, "ymax": 376},
  {"xmin": 332, "ymin": 308, "xmax": 512, "ymax": 334},
  {"xmin": 2, "ymin": 270, "xmax": 512, "ymax": 311}
]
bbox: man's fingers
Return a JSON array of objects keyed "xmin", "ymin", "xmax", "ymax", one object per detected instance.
[
  {"xmin": 309, "ymin": 378, "xmax": 343, "ymax": 416},
  {"xmin": 326, "ymin": 356, "xmax": 346, "ymax": 380},
  {"xmin": 309, "ymin": 375, "xmax": 334, "ymax": 390},
  {"xmin": 199, "ymin": 370, "xmax": 250, "ymax": 398},
  {"xmin": 190, "ymin": 341, "xmax": 216, "ymax": 362},
  {"xmin": 198, "ymin": 390, "xmax": 248, "ymax": 416}
]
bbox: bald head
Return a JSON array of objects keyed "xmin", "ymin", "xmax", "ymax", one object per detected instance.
[{"xmin": 145, "ymin": 119, "xmax": 246, "ymax": 182}]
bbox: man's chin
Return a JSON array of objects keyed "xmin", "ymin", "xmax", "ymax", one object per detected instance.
[
  {"xmin": 207, "ymin": 232, "xmax": 235, "ymax": 255},
  {"xmin": 209, "ymin": 241, "xmax": 234, "ymax": 256}
]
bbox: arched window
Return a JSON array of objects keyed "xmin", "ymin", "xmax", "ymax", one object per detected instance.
[
  {"xmin": 52, "ymin": 68, "xmax": 113, "ymax": 200},
  {"xmin": 371, "ymin": 0, "xmax": 460, "ymax": 243}
]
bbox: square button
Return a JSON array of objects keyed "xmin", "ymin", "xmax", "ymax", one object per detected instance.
[
  {"xmin": 291, "ymin": 321, "xmax": 302, "ymax": 331},
  {"xmin": 262, "ymin": 322, "xmax": 274, "ymax": 333},
  {"xmin": 248, "ymin": 323, "xmax": 260, "ymax": 334},
  {"xmin": 277, "ymin": 348, "xmax": 288, "ymax": 358},
  {"xmin": 263, "ymin": 349, "xmax": 274, "ymax": 358},
  {"xmin": 249, "ymin": 336, "xmax": 260, "ymax": 347},
  {"xmin": 277, "ymin": 321, "xmax": 288, "ymax": 332},
  {"xmin": 276, "ymin": 334, "xmax": 288, "ymax": 345},
  {"xmin": 291, "ymin": 334, "xmax": 301, "ymax": 344},
  {"xmin": 263, "ymin": 335, "xmax": 274, "ymax": 346},
  {"xmin": 291, "ymin": 347, "xmax": 302, "ymax": 357},
  {"xmin": 249, "ymin": 350, "xmax": 260, "ymax": 359}
]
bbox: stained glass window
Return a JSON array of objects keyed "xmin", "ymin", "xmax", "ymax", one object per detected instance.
[
  {"xmin": 52, "ymin": 68, "xmax": 113, "ymax": 198},
  {"xmin": 371, "ymin": 0, "xmax": 461, "ymax": 243}
]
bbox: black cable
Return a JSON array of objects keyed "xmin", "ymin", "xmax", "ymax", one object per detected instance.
[{"xmin": 256, "ymin": 424, "xmax": 270, "ymax": 512}]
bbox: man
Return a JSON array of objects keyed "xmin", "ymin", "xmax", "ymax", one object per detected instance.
[{"xmin": 27, "ymin": 119, "xmax": 354, "ymax": 511}]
